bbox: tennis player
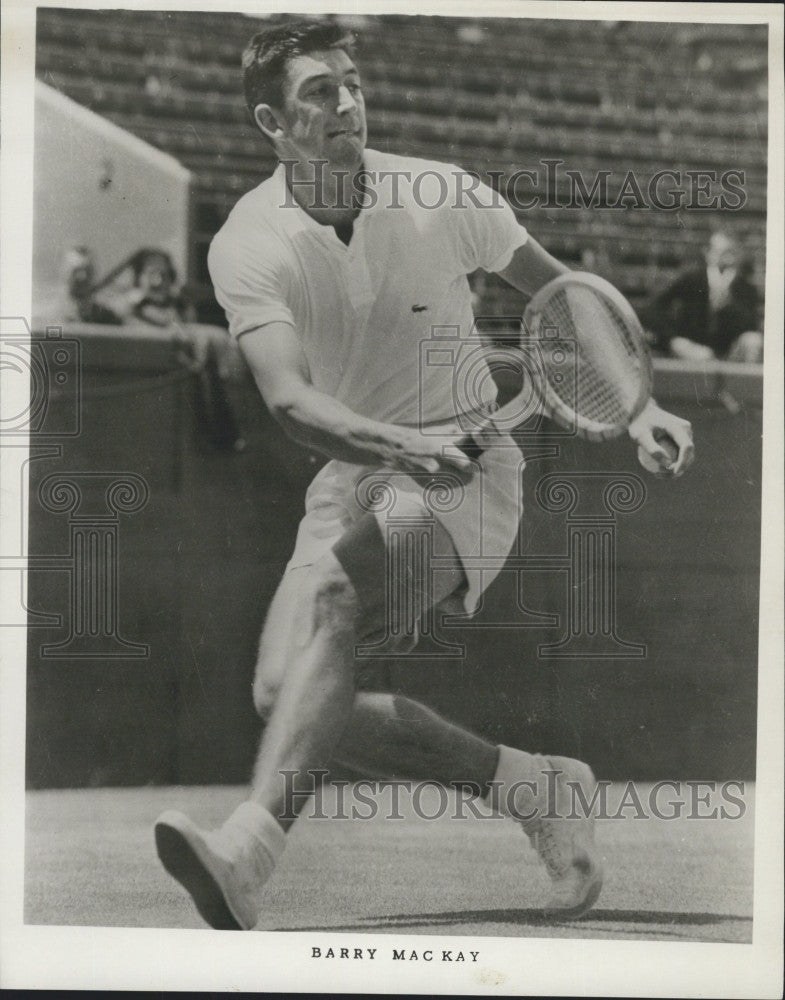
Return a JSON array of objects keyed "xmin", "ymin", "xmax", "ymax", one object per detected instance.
[{"xmin": 155, "ymin": 20, "xmax": 695, "ymax": 930}]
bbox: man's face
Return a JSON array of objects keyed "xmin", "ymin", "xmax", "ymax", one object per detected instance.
[
  {"xmin": 274, "ymin": 48, "xmax": 367, "ymax": 169},
  {"xmin": 68, "ymin": 262, "xmax": 94, "ymax": 298},
  {"xmin": 138, "ymin": 256, "xmax": 174, "ymax": 304},
  {"xmin": 706, "ymin": 233, "xmax": 740, "ymax": 274}
]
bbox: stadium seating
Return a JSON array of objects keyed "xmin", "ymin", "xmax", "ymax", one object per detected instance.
[{"xmin": 35, "ymin": 8, "xmax": 768, "ymax": 321}]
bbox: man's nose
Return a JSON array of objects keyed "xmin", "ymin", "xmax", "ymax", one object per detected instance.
[{"xmin": 336, "ymin": 85, "xmax": 358, "ymax": 114}]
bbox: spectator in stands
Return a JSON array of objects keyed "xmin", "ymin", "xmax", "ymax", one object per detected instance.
[
  {"xmin": 643, "ymin": 230, "xmax": 763, "ymax": 362},
  {"xmin": 53, "ymin": 246, "xmax": 123, "ymax": 325},
  {"xmin": 110, "ymin": 248, "xmax": 196, "ymax": 326},
  {"xmin": 49, "ymin": 246, "xmax": 194, "ymax": 328}
]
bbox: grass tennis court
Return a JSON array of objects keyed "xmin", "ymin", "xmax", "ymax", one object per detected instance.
[{"xmin": 24, "ymin": 782, "xmax": 754, "ymax": 942}]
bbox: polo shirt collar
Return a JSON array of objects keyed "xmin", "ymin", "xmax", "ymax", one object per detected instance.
[{"xmin": 273, "ymin": 151, "xmax": 383, "ymax": 234}]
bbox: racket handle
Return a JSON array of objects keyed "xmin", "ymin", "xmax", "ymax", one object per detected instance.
[
  {"xmin": 453, "ymin": 385, "xmax": 536, "ymax": 458},
  {"xmin": 456, "ymin": 434, "xmax": 485, "ymax": 459}
]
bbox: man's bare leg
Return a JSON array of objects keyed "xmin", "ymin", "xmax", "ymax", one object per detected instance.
[
  {"xmin": 334, "ymin": 690, "xmax": 500, "ymax": 788},
  {"xmin": 250, "ymin": 514, "xmax": 497, "ymax": 826},
  {"xmin": 156, "ymin": 513, "xmax": 602, "ymax": 927},
  {"xmin": 249, "ymin": 551, "xmax": 366, "ymax": 826},
  {"xmin": 248, "ymin": 517, "xmax": 602, "ymax": 917},
  {"xmin": 153, "ymin": 531, "xmax": 473, "ymax": 931}
]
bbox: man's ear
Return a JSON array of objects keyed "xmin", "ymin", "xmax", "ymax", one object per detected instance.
[{"xmin": 253, "ymin": 104, "xmax": 285, "ymax": 142}]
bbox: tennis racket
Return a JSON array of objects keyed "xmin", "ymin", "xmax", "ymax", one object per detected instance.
[{"xmin": 460, "ymin": 271, "xmax": 653, "ymax": 449}]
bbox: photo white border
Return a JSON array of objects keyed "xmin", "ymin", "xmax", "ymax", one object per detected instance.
[{"xmin": 1, "ymin": 1, "xmax": 782, "ymax": 995}]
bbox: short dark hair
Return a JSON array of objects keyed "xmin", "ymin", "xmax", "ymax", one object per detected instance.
[
  {"xmin": 130, "ymin": 248, "xmax": 176, "ymax": 285},
  {"xmin": 242, "ymin": 19, "xmax": 356, "ymax": 119}
]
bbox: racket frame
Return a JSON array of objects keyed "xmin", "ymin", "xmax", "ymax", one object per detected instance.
[{"xmin": 483, "ymin": 272, "xmax": 653, "ymax": 443}]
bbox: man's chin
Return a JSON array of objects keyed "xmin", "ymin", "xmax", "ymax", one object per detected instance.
[{"xmin": 327, "ymin": 136, "xmax": 365, "ymax": 167}]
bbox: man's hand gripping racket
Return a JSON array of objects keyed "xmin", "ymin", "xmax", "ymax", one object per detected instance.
[{"xmin": 456, "ymin": 272, "xmax": 695, "ymax": 478}]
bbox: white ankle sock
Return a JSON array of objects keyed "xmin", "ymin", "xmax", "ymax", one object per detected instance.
[{"xmin": 222, "ymin": 800, "xmax": 287, "ymax": 868}]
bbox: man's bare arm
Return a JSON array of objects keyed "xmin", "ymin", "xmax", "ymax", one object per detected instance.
[
  {"xmin": 497, "ymin": 237, "xmax": 569, "ymax": 296},
  {"xmin": 239, "ymin": 321, "xmax": 472, "ymax": 475}
]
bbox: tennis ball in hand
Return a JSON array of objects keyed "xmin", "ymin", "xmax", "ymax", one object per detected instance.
[{"xmin": 638, "ymin": 435, "xmax": 679, "ymax": 476}]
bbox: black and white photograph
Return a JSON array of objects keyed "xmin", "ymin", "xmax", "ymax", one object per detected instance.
[{"xmin": 1, "ymin": 0, "xmax": 783, "ymax": 995}]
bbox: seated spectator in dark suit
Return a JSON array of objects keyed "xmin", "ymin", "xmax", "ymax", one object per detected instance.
[{"xmin": 643, "ymin": 231, "xmax": 763, "ymax": 362}]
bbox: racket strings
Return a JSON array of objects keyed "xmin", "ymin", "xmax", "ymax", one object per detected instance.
[{"xmin": 536, "ymin": 288, "xmax": 648, "ymax": 426}]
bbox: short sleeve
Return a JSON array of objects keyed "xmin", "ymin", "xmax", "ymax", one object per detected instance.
[
  {"xmin": 207, "ymin": 229, "xmax": 296, "ymax": 340},
  {"xmin": 446, "ymin": 171, "xmax": 528, "ymax": 275}
]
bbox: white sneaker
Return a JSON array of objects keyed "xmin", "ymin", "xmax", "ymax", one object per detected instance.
[
  {"xmin": 154, "ymin": 802, "xmax": 284, "ymax": 930},
  {"xmin": 521, "ymin": 756, "xmax": 604, "ymax": 919}
]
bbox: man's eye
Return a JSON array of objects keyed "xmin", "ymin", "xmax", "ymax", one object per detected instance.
[{"xmin": 347, "ymin": 82, "xmax": 361, "ymax": 93}]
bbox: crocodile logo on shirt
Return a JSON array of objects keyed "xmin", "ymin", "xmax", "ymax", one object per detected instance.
[{"xmin": 411, "ymin": 304, "xmax": 428, "ymax": 313}]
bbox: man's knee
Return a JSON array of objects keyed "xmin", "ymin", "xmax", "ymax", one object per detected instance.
[
  {"xmin": 331, "ymin": 506, "xmax": 464, "ymax": 639},
  {"xmin": 308, "ymin": 553, "xmax": 360, "ymax": 637},
  {"xmin": 251, "ymin": 561, "xmax": 358, "ymax": 718},
  {"xmin": 331, "ymin": 513, "xmax": 389, "ymax": 638},
  {"xmin": 252, "ymin": 675, "xmax": 279, "ymax": 721}
]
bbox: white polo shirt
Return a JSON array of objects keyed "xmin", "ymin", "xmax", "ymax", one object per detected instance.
[{"xmin": 208, "ymin": 148, "xmax": 527, "ymax": 425}]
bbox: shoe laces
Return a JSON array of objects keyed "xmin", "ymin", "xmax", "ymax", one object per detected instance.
[{"xmin": 530, "ymin": 821, "xmax": 572, "ymax": 880}]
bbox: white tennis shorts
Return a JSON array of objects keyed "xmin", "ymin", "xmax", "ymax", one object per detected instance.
[{"xmin": 285, "ymin": 434, "xmax": 525, "ymax": 615}]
